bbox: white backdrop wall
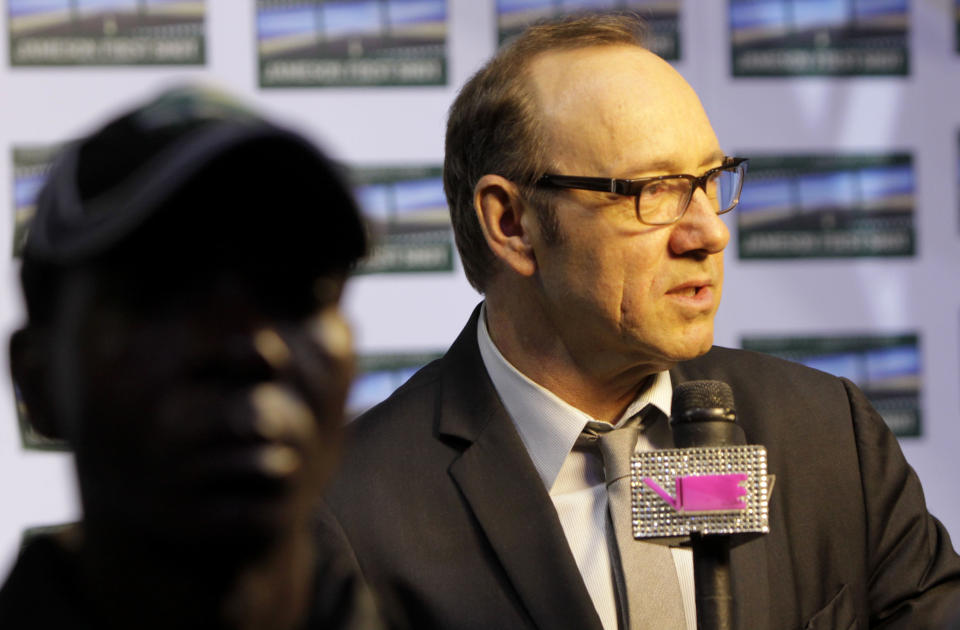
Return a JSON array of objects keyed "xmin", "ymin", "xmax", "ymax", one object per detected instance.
[{"xmin": 2, "ymin": 0, "xmax": 959, "ymax": 582}]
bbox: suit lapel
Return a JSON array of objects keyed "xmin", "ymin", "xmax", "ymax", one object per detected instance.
[
  {"xmin": 440, "ymin": 305, "xmax": 604, "ymax": 630},
  {"xmin": 671, "ymin": 355, "xmax": 771, "ymax": 630}
]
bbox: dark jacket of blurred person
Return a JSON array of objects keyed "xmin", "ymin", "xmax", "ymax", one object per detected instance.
[{"xmin": 0, "ymin": 86, "xmax": 383, "ymax": 630}]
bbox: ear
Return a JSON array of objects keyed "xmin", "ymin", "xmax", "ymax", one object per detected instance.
[
  {"xmin": 473, "ymin": 174, "xmax": 538, "ymax": 278},
  {"xmin": 9, "ymin": 327, "xmax": 61, "ymax": 440}
]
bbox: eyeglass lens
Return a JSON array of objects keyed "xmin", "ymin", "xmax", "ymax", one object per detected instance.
[{"xmin": 637, "ymin": 166, "xmax": 744, "ymax": 225}]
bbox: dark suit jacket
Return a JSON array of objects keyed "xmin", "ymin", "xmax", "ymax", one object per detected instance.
[
  {"xmin": 322, "ymin": 306, "xmax": 960, "ymax": 630},
  {"xmin": 0, "ymin": 531, "xmax": 387, "ymax": 630}
]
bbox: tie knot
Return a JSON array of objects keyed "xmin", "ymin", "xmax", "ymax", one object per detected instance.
[
  {"xmin": 595, "ymin": 425, "xmax": 640, "ymax": 483},
  {"xmin": 576, "ymin": 406, "xmax": 650, "ymax": 446},
  {"xmin": 576, "ymin": 409, "xmax": 652, "ymax": 484}
]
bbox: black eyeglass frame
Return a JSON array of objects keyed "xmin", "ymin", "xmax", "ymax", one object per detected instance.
[{"xmin": 536, "ymin": 156, "xmax": 749, "ymax": 226}]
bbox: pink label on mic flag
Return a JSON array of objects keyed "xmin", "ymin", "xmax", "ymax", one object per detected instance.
[{"xmin": 643, "ymin": 474, "xmax": 748, "ymax": 514}]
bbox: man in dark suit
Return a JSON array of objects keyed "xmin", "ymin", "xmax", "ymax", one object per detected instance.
[{"xmin": 322, "ymin": 13, "xmax": 960, "ymax": 630}]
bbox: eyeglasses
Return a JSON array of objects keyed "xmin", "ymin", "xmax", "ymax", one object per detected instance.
[{"xmin": 536, "ymin": 157, "xmax": 749, "ymax": 226}]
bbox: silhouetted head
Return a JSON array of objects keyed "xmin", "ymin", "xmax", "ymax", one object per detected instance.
[{"xmin": 10, "ymin": 85, "xmax": 366, "ymax": 559}]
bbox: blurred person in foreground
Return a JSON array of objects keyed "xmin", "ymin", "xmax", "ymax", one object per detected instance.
[
  {"xmin": 319, "ymin": 12, "xmax": 960, "ymax": 630},
  {"xmin": 0, "ymin": 86, "xmax": 380, "ymax": 630}
]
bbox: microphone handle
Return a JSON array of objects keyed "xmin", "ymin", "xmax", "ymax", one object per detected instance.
[{"xmin": 690, "ymin": 533, "xmax": 733, "ymax": 630}]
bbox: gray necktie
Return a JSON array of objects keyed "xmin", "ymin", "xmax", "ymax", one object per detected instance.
[{"xmin": 582, "ymin": 410, "xmax": 686, "ymax": 630}]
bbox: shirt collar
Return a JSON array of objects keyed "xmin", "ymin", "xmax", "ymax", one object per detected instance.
[{"xmin": 476, "ymin": 303, "xmax": 673, "ymax": 491}]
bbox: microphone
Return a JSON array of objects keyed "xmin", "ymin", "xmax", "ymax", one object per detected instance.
[{"xmin": 630, "ymin": 380, "xmax": 771, "ymax": 630}]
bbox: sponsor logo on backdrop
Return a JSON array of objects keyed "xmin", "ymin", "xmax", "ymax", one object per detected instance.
[
  {"xmin": 730, "ymin": 0, "xmax": 908, "ymax": 76},
  {"xmin": 347, "ymin": 351, "xmax": 441, "ymax": 417},
  {"xmin": 8, "ymin": 0, "xmax": 205, "ymax": 66},
  {"xmin": 350, "ymin": 165, "xmax": 453, "ymax": 273},
  {"xmin": 11, "ymin": 145, "xmax": 63, "ymax": 259},
  {"xmin": 256, "ymin": 0, "xmax": 448, "ymax": 87},
  {"xmin": 737, "ymin": 153, "xmax": 915, "ymax": 259},
  {"xmin": 741, "ymin": 334, "xmax": 922, "ymax": 437},
  {"xmin": 496, "ymin": 0, "xmax": 680, "ymax": 60}
]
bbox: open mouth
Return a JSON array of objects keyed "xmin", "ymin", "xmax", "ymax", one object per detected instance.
[
  {"xmin": 671, "ymin": 284, "xmax": 707, "ymax": 297},
  {"xmin": 667, "ymin": 283, "xmax": 715, "ymax": 307}
]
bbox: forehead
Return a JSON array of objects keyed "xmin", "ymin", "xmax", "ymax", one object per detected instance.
[{"xmin": 528, "ymin": 45, "xmax": 721, "ymax": 175}]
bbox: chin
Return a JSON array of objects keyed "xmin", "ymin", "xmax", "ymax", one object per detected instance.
[{"xmin": 664, "ymin": 330, "xmax": 715, "ymax": 363}]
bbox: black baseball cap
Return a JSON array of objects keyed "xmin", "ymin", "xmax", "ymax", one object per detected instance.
[{"xmin": 21, "ymin": 85, "xmax": 367, "ymax": 320}]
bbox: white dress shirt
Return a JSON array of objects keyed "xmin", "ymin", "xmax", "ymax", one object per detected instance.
[{"xmin": 476, "ymin": 308, "xmax": 696, "ymax": 630}]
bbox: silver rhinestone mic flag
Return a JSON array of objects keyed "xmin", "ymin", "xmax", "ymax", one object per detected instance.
[{"xmin": 631, "ymin": 444, "xmax": 770, "ymax": 539}]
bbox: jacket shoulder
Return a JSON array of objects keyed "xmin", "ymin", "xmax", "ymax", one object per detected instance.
[
  {"xmin": 331, "ymin": 354, "xmax": 451, "ymax": 500},
  {"xmin": 681, "ymin": 345, "xmax": 840, "ymax": 382},
  {"xmin": 349, "ymin": 357, "xmax": 443, "ymax": 436},
  {"xmin": 677, "ymin": 346, "xmax": 850, "ymax": 403},
  {"xmin": 674, "ymin": 345, "xmax": 858, "ymax": 446}
]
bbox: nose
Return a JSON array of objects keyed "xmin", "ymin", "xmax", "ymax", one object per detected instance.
[{"xmin": 668, "ymin": 187, "xmax": 730, "ymax": 257}]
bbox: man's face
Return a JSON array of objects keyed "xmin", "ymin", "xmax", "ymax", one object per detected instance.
[
  {"xmin": 526, "ymin": 45, "xmax": 730, "ymax": 376},
  {"xmin": 60, "ymin": 245, "xmax": 353, "ymax": 549}
]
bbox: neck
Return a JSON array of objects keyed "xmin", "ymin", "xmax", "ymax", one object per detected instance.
[{"xmin": 484, "ymin": 288, "xmax": 663, "ymax": 423}]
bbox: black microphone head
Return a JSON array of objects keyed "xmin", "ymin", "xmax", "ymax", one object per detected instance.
[{"xmin": 671, "ymin": 380, "xmax": 736, "ymax": 424}]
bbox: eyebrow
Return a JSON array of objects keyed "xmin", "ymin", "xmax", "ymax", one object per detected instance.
[
  {"xmin": 700, "ymin": 151, "xmax": 727, "ymax": 168},
  {"xmin": 629, "ymin": 151, "xmax": 727, "ymax": 176}
]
